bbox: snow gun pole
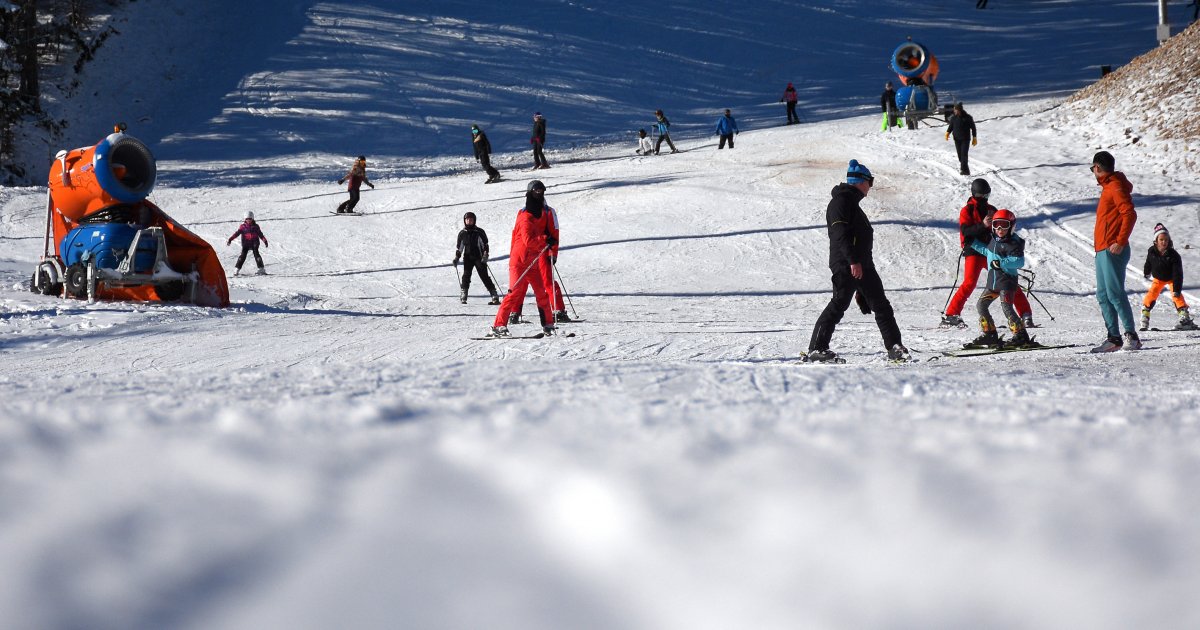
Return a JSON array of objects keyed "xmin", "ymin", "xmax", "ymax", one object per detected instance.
[
  {"xmin": 942, "ymin": 250, "xmax": 964, "ymax": 315},
  {"xmin": 552, "ymin": 260, "xmax": 578, "ymax": 319},
  {"xmin": 1020, "ymin": 270, "xmax": 1056, "ymax": 321}
]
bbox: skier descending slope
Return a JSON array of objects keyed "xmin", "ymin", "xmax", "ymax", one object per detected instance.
[
  {"xmin": 491, "ymin": 181, "xmax": 558, "ymax": 337},
  {"xmin": 962, "ymin": 208, "xmax": 1039, "ymax": 349},
  {"xmin": 805, "ymin": 160, "xmax": 909, "ymax": 363}
]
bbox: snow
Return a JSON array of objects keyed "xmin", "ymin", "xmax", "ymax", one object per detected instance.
[{"xmin": 2, "ymin": 1, "xmax": 1200, "ymax": 629}]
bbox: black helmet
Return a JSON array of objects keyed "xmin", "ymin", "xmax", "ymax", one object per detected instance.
[
  {"xmin": 463, "ymin": 211, "xmax": 476, "ymax": 223},
  {"xmin": 527, "ymin": 180, "xmax": 546, "ymax": 192},
  {"xmin": 970, "ymin": 178, "xmax": 991, "ymax": 199}
]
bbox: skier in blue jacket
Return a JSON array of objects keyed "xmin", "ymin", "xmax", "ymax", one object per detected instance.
[
  {"xmin": 716, "ymin": 109, "xmax": 739, "ymax": 149},
  {"xmin": 964, "ymin": 208, "xmax": 1036, "ymax": 348}
]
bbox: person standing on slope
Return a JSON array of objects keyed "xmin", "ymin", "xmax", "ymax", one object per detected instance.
[
  {"xmin": 1089, "ymin": 150, "xmax": 1140, "ymax": 352},
  {"xmin": 715, "ymin": 109, "xmax": 739, "ymax": 149},
  {"xmin": 492, "ymin": 180, "xmax": 558, "ymax": 337},
  {"xmin": 1140, "ymin": 223, "xmax": 1194, "ymax": 330},
  {"xmin": 653, "ymin": 109, "xmax": 678, "ymax": 154},
  {"xmin": 471, "ymin": 124, "xmax": 502, "ymax": 184},
  {"xmin": 781, "ymin": 82, "xmax": 800, "ymax": 125},
  {"xmin": 805, "ymin": 160, "xmax": 910, "ymax": 363},
  {"xmin": 944, "ymin": 103, "xmax": 977, "ymax": 175},
  {"xmin": 531, "ymin": 112, "xmax": 550, "ymax": 170},
  {"xmin": 881, "ymin": 81, "xmax": 899, "ymax": 131},
  {"xmin": 942, "ymin": 178, "xmax": 1035, "ymax": 328},
  {"xmin": 227, "ymin": 210, "xmax": 269, "ymax": 276},
  {"xmin": 962, "ymin": 208, "xmax": 1038, "ymax": 349},
  {"xmin": 507, "ymin": 181, "xmax": 571, "ymax": 324},
  {"xmin": 336, "ymin": 155, "xmax": 374, "ymax": 214},
  {"xmin": 454, "ymin": 212, "xmax": 501, "ymax": 305}
]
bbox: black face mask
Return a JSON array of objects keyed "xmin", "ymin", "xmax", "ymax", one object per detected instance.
[{"xmin": 525, "ymin": 192, "xmax": 544, "ymax": 217}]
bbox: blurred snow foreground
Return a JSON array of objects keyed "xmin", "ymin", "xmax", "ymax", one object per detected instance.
[{"xmin": 1, "ymin": 2, "xmax": 1199, "ymax": 630}]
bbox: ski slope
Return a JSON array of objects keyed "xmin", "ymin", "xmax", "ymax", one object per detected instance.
[{"xmin": 2, "ymin": 2, "xmax": 1200, "ymax": 629}]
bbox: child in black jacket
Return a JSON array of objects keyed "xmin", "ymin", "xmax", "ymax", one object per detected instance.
[
  {"xmin": 1141, "ymin": 223, "xmax": 1194, "ymax": 330},
  {"xmin": 454, "ymin": 212, "xmax": 500, "ymax": 304}
]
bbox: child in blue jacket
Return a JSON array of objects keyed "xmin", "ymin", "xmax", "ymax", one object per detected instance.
[
  {"xmin": 964, "ymin": 208, "xmax": 1035, "ymax": 348},
  {"xmin": 716, "ymin": 109, "xmax": 739, "ymax": 149}
]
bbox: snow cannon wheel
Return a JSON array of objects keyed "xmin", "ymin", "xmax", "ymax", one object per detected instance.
[
  {"xmin": 64, "ymin": 263, "xmax": 89, "ymax": 298},
  {"xmin": 31, "ymin": 263, "xmax": 63, "ymax": 296},
  {"xmin": 153, "ymin": 280, "xmax": 185, "ymax": 302}
]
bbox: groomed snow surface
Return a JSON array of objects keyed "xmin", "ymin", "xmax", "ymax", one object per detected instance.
[{"xmin": 2, "ymin": 2, "xmax": 1200, "ymax": 629}]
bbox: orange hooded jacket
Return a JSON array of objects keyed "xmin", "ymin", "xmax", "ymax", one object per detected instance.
[{"xmin": 1094, "ymin": 171, "xmax": 1136, "ymax": 252}]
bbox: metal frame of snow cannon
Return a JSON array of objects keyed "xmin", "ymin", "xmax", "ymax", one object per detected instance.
[{"xmin": 890, "ymin": 38, "xmax": 955, "ymax": 129}]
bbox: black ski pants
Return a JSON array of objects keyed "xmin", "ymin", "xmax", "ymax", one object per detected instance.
[
  {"xmin": 532, "ymin": 141, "xmax": 548, "ymax": 168},
  {"xmin": 808, "ymin": 264, "xmax": 902, "ymax": 351},
  {"xmin": 786, "ymin": 101, "xmax": 799, "ymax": 124},
  {"xmin": 480, "ymin": 153, "xmax": 500, "ymax": 180},
  {"xmin": 236, "ymin": 243, "xmax": 264, "ymax": 270},
  {"xmin": 461, "ymin": 257, "xmax": 497, "ymax": 296},
  {"xmin": 718, "ymin": 134, "xmax": 735, "ymax": 149},
  {"xmin": 654, "ymin": 133, "xmax": 676, "ymax": 154},
  {"xmin": 954, "ymin": 137, "xmax": 971, "ymax": 174},
  {"xmin": 337, "ymin": 188, "xmax": 360, "ymax": 213}
]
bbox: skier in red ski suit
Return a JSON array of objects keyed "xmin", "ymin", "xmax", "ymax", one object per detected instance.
[
  {"xmin": 943, "ymin": 179, "xmax": 1034, "ymax": 328},
  {"xmin": 492, "ymin": 180, "xmax": 558, "ymax": 335},
  {"xmin": 509, "ymin": 188, "xmax": 571, "ymax": 324}
]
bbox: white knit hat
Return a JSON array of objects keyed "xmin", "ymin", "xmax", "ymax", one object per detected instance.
[{"xmin": 1153, "ymin": 223, "xmax": 1168, "ymax": 240}]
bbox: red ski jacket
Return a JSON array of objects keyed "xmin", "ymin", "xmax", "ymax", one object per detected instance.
[
  {"xmin": 958, "ymin": 196, "xmax": 996, "ymax": 255},
  {"xmin": 510, "ymin": 206, "xmax": 553, "ymax": 266}
]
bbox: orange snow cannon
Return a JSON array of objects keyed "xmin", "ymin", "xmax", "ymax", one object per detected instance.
[{"xmin": 30, "ymin": 124, "xmax": 230, "ymax": 307}]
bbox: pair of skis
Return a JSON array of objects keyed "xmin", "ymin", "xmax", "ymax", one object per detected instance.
[{"xmin": 470, "ymin": 332, "xmax": 576, "ymax": 340}]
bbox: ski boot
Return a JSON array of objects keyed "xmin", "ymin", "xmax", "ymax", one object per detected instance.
[
  {"xmin": 1089, "ymin": 335, "xmax": 1123, "ymax": 353},
  {"xmin": 887, "ymin": 343, "xmax": 912, "ymax": 362},
  {"xmin": 255, "ymin": 267, "xmax": 267, "ymax": 276},
  {"xmin": 1022, "ymin": 314, "xmax": 1037, "ymax": 329},
  {"xmin": 964, "ymin": 330, "xmax": 1001, "ymax": 349},
  {"xmin": 1176, "ymin": 309, "xmax": 1197, "ymax": 330},
  {"xmin": 939, "ymin": 314, "xmax": 965, "ymax": 328},
  {"xmin": 460, "ymin": 289, "xmax": 468, "ymax": 304},
  {"xmin": 1139, "ymin": 308, "xmax": 1151, "ymax": 331},
  {"xmin": 507, "ymin": 312, "xmax": 523, "ymax": 326},
  {"xmin": 488, "ymin": 294, "xmax": 501, "ymax": 306},
  {"xmin": 554, "ymin": 310, "xmax": 573, "ymax": 323},
  {"xmin": 1005, "ymin": 328, "xmax": 1036, "ymax": 349},
  {"xmin": 233, "ymin": 267, "xmax": 242, "ymax": 276},
  {"xmin": 802, "ymin": 349, "xmax": 843, "ymax": 363},
  {"xmin": 490, "ymin": 325, "xmax": 510, "ymax": 338},
  {"xmin": 542, "ymin": 325, "xmax": 557, "ymax": 336},
  {"xmin": 1122, "ymin": 331, "xmax": 1142, "ymax": 351}
]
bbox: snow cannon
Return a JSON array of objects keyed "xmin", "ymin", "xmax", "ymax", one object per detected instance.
[
  {"xmin": 888, "ymin": 38, "xmax": 953, "ymax": 129},
  {"xmin": 30, "ymin": 125, "xmax": 230, "ymax": 307}
]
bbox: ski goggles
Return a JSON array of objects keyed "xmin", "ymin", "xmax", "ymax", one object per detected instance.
[{"xmin": 992, "ymin": 220, "xmax": 1012, "ymax": 230}]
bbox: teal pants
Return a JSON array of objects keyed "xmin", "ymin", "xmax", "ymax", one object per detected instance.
[{"xmin": 1095, "ymin": 248, "xmax": 1135, "ymax": 337}]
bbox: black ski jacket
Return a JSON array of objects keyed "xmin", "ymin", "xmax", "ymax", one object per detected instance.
[
  {"xmin": 456, "ymin": 226, "xmax": 490, "ymax": 260},
  {"xmin": 531, "ymin": 118, "xmax": 547, "ymax": 145},
  {"xmin": 826, "ymin": 183, "xmax": 874, "ymax": 269},
  {"xmin": 1144, "ymin": 245, "xmax": 1184, "ymax": 287},
  {"xmin": 472, "ymin": 131, "xmax": 492, "ymax": 159},
  {"xmin": 881, "ymin": 88, "xmax": 897, "ymax": 112},
  {"xmin": 947, "ymin": 112, "xmax": 977, "ymax": 141}
]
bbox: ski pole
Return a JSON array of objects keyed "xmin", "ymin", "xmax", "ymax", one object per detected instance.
[
  {"xmin": 485, "ymin": 262, "xmax": 503, "ymax": 294},
  {"xmin": 942, "ymin": 250, "xmax": 964, "ymax": 315},
  {"xmin": 552, "ymin": 259, "xmax": 578, "ymax": 319},
  {"xmin": 509, "ymin": 245, "xmax": 549, "ymax": 291},
  {"xmin": 1020, "ymin": 270, "xmax": 1056, "ymax": 321},
  {"xmin": 453, "ymin": 259, "xmax": 461, "ymax": 287}
]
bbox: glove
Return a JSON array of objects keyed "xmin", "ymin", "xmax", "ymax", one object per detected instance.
[
  {"xmin": 944, "ymin": 132, "xmax": 950, "ymax": 141},
  {"xmin": 337, "ymin": 179, "xmax": 344, "ymax": 185},
  {"xmin": 972, "ymin": 138, "xmax": 978, "ymax": 146},
  {"xmin": 368, "ymin": 183, "xmax": 375, "ymax": 189},
  {"xmin": 990, "ymin": 259, "xmax": 1001, "ymax": 269},
  {"xmin": 545, "ymin": 235, "xmax": 557, "ymax": 247},
  {"xmin": 453, "ymin": 256, "xmax": 459, "ymax": 265},
  {"xmin": 482, "ymin": 253, "xmax": 489, "ymax": 263},
  {"xmin": 226, "ymin": 240, "xmax": 232, "ymax": 246},
  {"xmin": 1144, "ymin": 275, "xmax": 1151, "ymax": 281},
  {"xmin": 550, "ymin": 255, "xmax": 557, "ymax": 265}
]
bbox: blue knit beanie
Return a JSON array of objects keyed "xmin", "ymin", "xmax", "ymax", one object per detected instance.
[{"xmin": 847, "ymin": 159, "xmax": 873, "ymax": 184}]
